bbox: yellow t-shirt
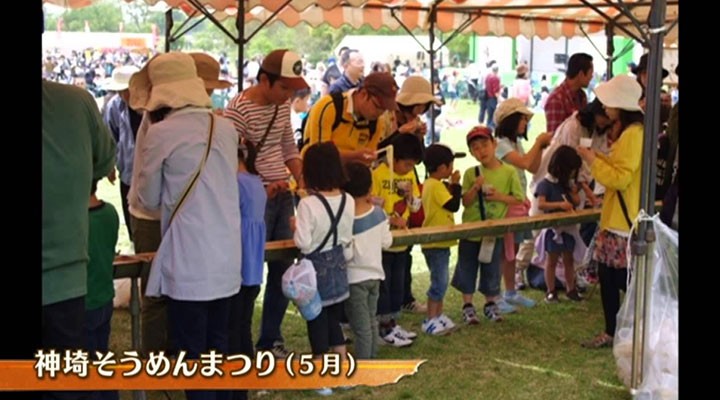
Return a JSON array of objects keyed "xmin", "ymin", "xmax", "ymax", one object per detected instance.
[
  {"xmin": 421, "ymin": 177, "xmax": 457, "ymax": 249},
  {"xmin": 372, "ymin": 162, "xmax": 419, "ymax": 252},
  {"xmin": 302, "ymin": 92, "xmax": 390, "ymax": 156}
]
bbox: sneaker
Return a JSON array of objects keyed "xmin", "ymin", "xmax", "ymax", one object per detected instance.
[
  {"xmin": 566, "ymin": 289, "xmax": 583, "ymax": 302},
  {"xmin": 504, "ymin": 292, "xmax": 536, "ymax": 308},
  {"xmin": 401, "ymin": 301, "xmax": 428, "ymax": 314},
  {"xmin": 495, "ymin": 298, "xmax": 517, "ymax": 314},
  {"xmin": 393, "ymin": 324, "xmax": 417, "ymax": 340},
  {"xmin": 269, "ymin": 342, "xmax": 290, "ymax": 359},
  {"xmin": 544, "ymin": 291, "xmax": 560, "ymax": 304},
  {"xmin": 462, "ymin": 305, "xmax": 480, "ymax": 325},
  {"xmin": 422, "ymin": 317, "xmax": 449, "ymax": 336},
  {"xmin": 381, "ymin": 328, "xmax": 413, "ymax": 347},
  {"xmin": 437, "ymin": 314, "xmax": 457, "ymax": 331},
  {"xmin": 483, "ymin": 302, "xmax": 503, "ymax": 322},
  {"xmin": 515, "ymin": 270, "xmax": 527, "ymax": 290},
  {"xmin": 315, "ymin": 387, "xmax": 334, "ymax": 396},
  {"xmin": 581, "ymin": 332, "xmax": 614, "ymax": 349}
]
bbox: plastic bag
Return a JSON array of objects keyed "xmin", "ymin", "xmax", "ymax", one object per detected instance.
[
  {"xmin": 613, "ymin": 213, "xmax": 678, "ymax": 399},
  {"xmin": 281, "ymin": 258, "xmax": 322, "ymax": 321}
]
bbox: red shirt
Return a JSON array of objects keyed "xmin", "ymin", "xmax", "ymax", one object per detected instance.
[
  {"xmin": 485, "ymin": 73, "xmax": 501, "ymax": 99},
  {"xmin": 544, "ymin": 80, "xmax": 588, "ymax": 134}
]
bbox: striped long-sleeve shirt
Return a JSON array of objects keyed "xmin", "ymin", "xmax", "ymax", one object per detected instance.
[{"xmin": 224, "ymin": 93, "xmax": 300, "ymax": 184}]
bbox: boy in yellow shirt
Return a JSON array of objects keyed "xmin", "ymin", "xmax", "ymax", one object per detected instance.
[
  {"xmin": 420, "ymin": 144, "xmax": 463, "ymax": 335},
  {"xmin": 371, "ymin": 133, "xmax": 423, "ymax": 347}
]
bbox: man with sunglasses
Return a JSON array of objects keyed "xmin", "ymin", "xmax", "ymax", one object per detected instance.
[{"xmin": 302, "ymin": 72, "xmax": 399, "ymax": 164}]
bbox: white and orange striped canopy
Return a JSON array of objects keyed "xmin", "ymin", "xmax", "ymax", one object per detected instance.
[{"xmin": 44, "ymin": 0, "xmax": 679, "ymax": 42}]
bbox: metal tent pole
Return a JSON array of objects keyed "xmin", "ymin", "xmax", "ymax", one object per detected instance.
[
  {"xmin": 164, "ymin": 9, "xmax": 173, "ymax": 52},
  {"xmin": 237, "ymin": 0, "xmax": 245, "ymax": 88},
  {"xmin": 428, "ymin": 3, "xmax": 437, "ymax": 141},
  {"xmin": 630, "ymin": 0, "xmax": 667, "ymax": 394},
  {"xmin": 605, "ymin": 23, "xmax": 614, "ymax": 79}
]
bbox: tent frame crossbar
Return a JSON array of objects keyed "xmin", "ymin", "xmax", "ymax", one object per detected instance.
[{"xmin": 390, "ymin": 2, "xmax": 481, "ymax": 142}]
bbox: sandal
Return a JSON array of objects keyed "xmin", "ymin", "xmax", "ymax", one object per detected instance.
[{"xmin": 581, "ymin": 332, "xmax": 613, "ymax": 349}]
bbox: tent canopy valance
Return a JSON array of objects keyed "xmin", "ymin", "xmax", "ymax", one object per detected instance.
[{"xmin": 44, "ymin": 1, "xmax": 678, "ymax": 42}]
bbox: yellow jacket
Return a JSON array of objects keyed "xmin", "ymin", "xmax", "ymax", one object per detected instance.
[
  {"xmin": 591, "ymin": 123, "xmax": 644, "ymax": 233},
  {"xmin": 302, "ymin": 91, "xmax": 390, "ymax": 157}
]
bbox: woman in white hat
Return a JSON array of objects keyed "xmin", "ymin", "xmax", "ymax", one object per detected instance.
[
  {"xmin": 492, "ymin": 98, "xmax": 552, "ymax": 311},
  {"xmin": 130, "ymin": 52, "xmax": 242, "ymax": 394},
  {"xmin": 576, "ymin": 74, "xmax": 644, "ymax": 349}
]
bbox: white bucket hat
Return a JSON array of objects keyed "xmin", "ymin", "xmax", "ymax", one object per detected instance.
[
  {"xmin": 494, "ymin": 97, "xmax": 534, "ymax": 125},
  {"xmin": 102, "ymin": 65, "xmax": 140, "ymax": 91},
  {"xmin": 593, "ymin": 74, "xmax": 643, "ymax": 112},
  {"xmin": 396, "ymin": 76, "xmax": 441, "ymax": 106},
  {"xmin": 129, "ymin": 52, "xmax": 211, "ymax": 112}
]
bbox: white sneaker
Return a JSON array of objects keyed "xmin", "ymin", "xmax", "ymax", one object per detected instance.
[
  {"xmin": 382, "ymin": 329, "xmax": 413, "ymax": 347},
  {"xmin": 422, "ymin": 317, "xmax": 449, "ymax": 336},
  {"xmin": 394, "ymin": 324, "xmax": 417, "ymax": 340},
  {"xmin": 437, "ymin": 314, "xmax": 457, "ymax": 331}
]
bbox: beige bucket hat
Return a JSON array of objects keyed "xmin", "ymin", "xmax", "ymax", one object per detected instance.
[
  {"xmin": 494, "ymin": 97, "xmax": 534, "ymax": 125},
  {"xmin": 129, "ymin": 52, "xmax": 211, "ymax": 112},
  {"xmin": 189, "ymin": 52, "xmax": 232, "ymax": 90},
  {"xmin": 396, "ymin": 76, "xmax": 441, "ymax": 106}
]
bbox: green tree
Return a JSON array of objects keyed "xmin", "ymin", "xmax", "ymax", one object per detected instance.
[
  {"xmin": 45, "ymin": 0, "xmax": 123, "ymax": 32},
  {"xmin": 120, "ymin": 1, "xmax": 166, "ymax": 33}
]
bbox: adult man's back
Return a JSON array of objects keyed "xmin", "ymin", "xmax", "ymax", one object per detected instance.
[
  {"xmin": 43, "ymin": 80, "xmax": 116, "ymax": 308},
  {"xmin": 42, "ymin": 80, "xmax": 116, "ymax": 400},
  {"xmin": 544, "ymin": 53, "xmax": 594, "ymax": 134}
]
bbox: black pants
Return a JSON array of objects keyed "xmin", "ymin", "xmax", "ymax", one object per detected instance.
[
  {"xmin": 307, "ymin": 302, "xmax": 346, "ymax": 356},
  {"xmin": 42, "ymin": 297, "xmax": 90, "ymax": 400},
  {"xmin": 598, "ymin": 263, "xmax": 628, "ymax": 336},
  {"xmin": 228, "ymin": 286, "xmax": 260, "ymax": 400},
  {"xmin": 120, "ymin": 182, "xmax": 133, "ymax": 241},
  {"xmin": 402, "ymin": 246, "xmax": 416, "ymax": 306}
]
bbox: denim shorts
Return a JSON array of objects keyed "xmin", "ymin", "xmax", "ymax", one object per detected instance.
[
  {"xmin": 421, "ymin": 248, "xmax": 450, "ymax": 302},
  {"xmin": 451, "ymin": 239, "xmax": 503, "ymax": 297}
]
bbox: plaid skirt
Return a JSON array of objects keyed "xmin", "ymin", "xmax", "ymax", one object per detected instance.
[{"xmin": 592, "ymin": 229, "xmax": 630, "ymax": 269}]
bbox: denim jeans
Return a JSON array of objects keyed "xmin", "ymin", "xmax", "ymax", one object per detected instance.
[
  {"xmin": 451, "ymin": 239, "xmax": 503, "ymax": 297},
  {"xmin": 377, "ymin": 251, "xmax": 407, "ymax": 316},
  {"xmin": 228, "ymin": 285, "xmax": 260, "ymax": 400},
  {"xmin": 344, "ymin": 280, "xmax": 380, "ymax": 359},
  {"xmin": 485, "ymin": 97, "xmax": 498, "ymax": 129},
  {"xmin": 422, "ymin": 248, "xmax": 450, "ymax": 302},
  {"xmin": 84, "ymin": 302, "xmax": 119, "ymax": 400},
  {"xmin": 256, "ymin": 191, "xmax": 295, "ymax": 350},
  {"xmin": 42, "ymin": 296, "xmax": 90, "ymax": 400},
  {"xmin": 167, "ymin": 296, "xmax": 232, "ymax": 400}
]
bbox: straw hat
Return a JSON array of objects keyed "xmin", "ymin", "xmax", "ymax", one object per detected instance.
[
  {"xmin": 102, "ymin": 65, "xmax": 139, "ymax": 91},
  {"xmin": 396, "ymin": 76, "xmax": 441, "ymax": 106},
  {"xmin": 129, "ymin": 52, "xmax": 211, "ymax": 112},
  {"xmin": 189, "ymin": 53, "xmax": 232, "ymax": 90},
  {"xmin": 494, "ymin": 97, "xmax": 534, "ymax": 125},
  {"xmin": 593, "ymin": 74, "xmax": 643, "ymax": 113}
]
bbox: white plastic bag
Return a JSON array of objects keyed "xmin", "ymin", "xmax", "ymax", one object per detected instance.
[
  {"xmin": 613, "ymin": 213, "xmax": 678, "ymax": 399},
  {"xmin": 281, "ymin": 258, "xmax": 322, "ymax": 321}
]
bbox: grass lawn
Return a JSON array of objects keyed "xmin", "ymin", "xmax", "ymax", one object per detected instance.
[{"xmin": 101, "ymin": 99, "xmax": 630, "ymax": 399}]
